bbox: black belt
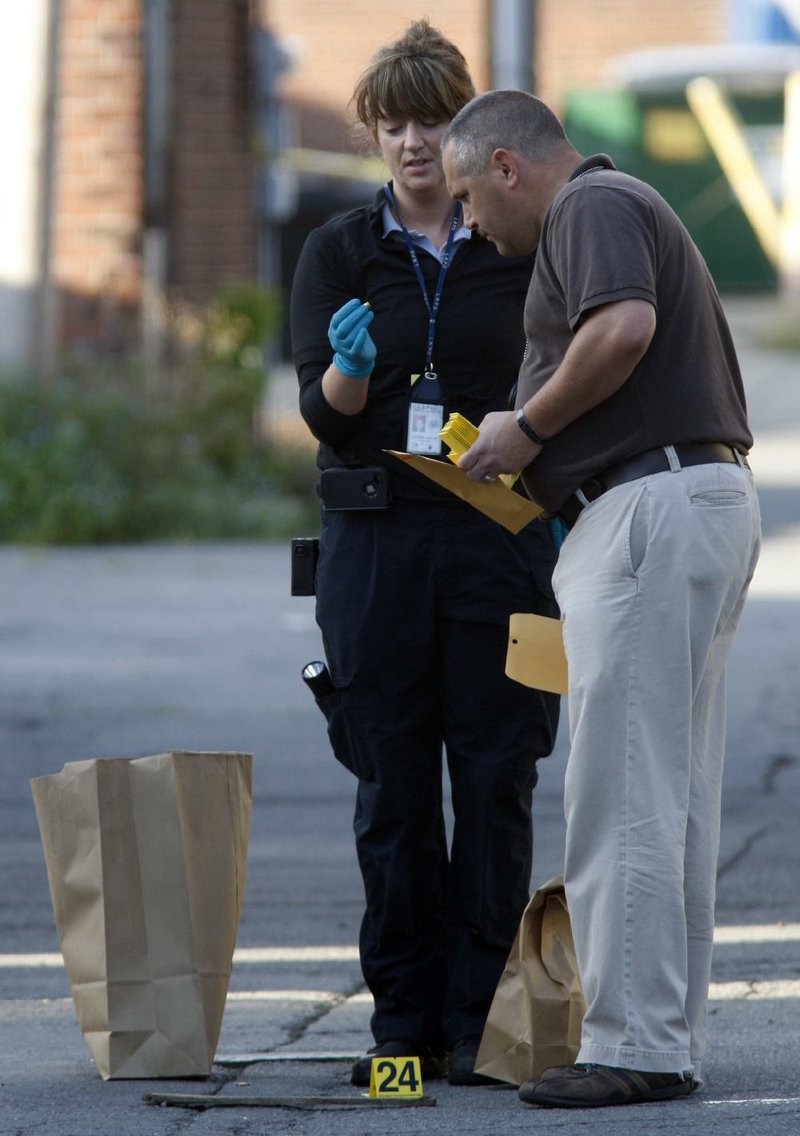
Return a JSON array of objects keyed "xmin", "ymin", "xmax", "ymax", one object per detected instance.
[{"xmin": 558, "ymin": 443, "xmax": 750, "ymax": 529}]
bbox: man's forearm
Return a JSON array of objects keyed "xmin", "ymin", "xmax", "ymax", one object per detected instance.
[
  {"xmin": 458, "ymin": 298, "xmax": 656, "ymax": 482},
  {"xmin": 520, "ymin": 299, "xmax": 656, "ymax": 440}
]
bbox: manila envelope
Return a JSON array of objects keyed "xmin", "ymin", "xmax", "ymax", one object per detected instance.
[
  {"xmin": 386, "ymin": 450, "xmax": 543, "ymax": 534},
  {"xmin": 506, "ymin": 612, "xmax": 568, "ymax": 695}
]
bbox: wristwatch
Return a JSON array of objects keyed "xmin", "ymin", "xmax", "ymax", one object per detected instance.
[{"xmin": 516, "ymin": 408, "xmax": 547, "ymax": 446}]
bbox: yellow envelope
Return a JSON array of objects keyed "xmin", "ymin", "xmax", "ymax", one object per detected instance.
[
  {"xmin": 386, "ymin": 451, "xmax": 542, "ymax": 534},
  {"xmin": 506, "ymin": 612, "xmax": 568, "ymax": 695}
]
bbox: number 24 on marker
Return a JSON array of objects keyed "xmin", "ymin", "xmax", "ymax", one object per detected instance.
[{"xmin": 369, "ymin": 1056, "xmax": 423, "ymax": 1097}]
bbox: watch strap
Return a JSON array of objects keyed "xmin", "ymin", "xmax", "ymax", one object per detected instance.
[{"xmin": 516, "ymin": 408, "xmax": 547, "ymax": 446}]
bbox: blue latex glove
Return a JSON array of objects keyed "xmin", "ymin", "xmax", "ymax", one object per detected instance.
[{"xmin": 328, "ymin": 298, "xmax": 376, "ymax": 378}]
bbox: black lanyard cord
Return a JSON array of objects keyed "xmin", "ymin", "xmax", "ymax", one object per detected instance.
[{"xmin": 383, "ymin": 182, "xmax": 462, "ymax": 376}]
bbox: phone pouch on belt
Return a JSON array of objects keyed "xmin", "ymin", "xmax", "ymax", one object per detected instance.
[{"xmin": 318, "ymin": 467, "xmax": 391, "ymax": 511}]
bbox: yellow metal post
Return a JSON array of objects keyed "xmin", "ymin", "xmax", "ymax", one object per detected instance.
[
  {"xmin": 686, "ymin": 76, "xmax": 781, "ymax": 269},
  {"xmin": 782, "ymin": 71, "xmax": 800, "ymax": 290}
]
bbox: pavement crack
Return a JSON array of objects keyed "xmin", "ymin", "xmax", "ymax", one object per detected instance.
[
  {"xmin": 284, "ymin": 977, "xmax": 365, "ymax": 1045},
  {"xmin": 716, "ymin": 825, "xmax": 770, "ymax": 880},
  {"xmin": 285, "ymin": 996, "xmax": 347, "ymax": 1045},
  {"xmin": 762, "ymin": 753, "xmax": 798, "ymax": 794}
]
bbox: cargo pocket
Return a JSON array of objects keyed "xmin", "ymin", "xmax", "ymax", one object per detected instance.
[{"xmin": 315, "ymin": 686, "xmax": 378, "ymax": 783}]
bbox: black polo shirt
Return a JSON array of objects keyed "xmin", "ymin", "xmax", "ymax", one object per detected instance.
[{"xmin": 516, "ymin": 155, "xmax": 753, "ymax": 513}]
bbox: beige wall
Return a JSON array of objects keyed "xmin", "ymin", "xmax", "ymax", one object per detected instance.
[
  {"xmin": 0, "ymin": 3, "xmax": 51, "ymax": 366},
  {"xmin": 537, "ymin": 0, "xmax": 725, "ymax": 109}
]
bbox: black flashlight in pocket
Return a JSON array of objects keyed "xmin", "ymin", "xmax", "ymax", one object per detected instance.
[{"xmin": 302, "ymin": 660, "xmax": 335, "ymax": 698}]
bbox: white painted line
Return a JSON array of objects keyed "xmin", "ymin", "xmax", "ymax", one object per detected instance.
[
  {"xmin": 709, "ymin": 979, "xmax": 800, "ymax": 1000},
  {"xmin": 226, "ymin": 990, "xmax": 342, "ymax": 1004},
  {"xmin": 227, "ymin": 981, "xmax": 800, "ymax": 1004},
  {"xmin": 749, "ymin": 531, "xmax": 800, "ymax": 597},
  {"xmin": 702, "ymin": 1097, "xmax": 800, "ymax": 1106},
  {"xmin": 216, "ymin": 1052, "xmax": 360, "ymax": 1064},
  {"xmin": 233, "ymin": 946, "xmax": 361, "ymax": 963},
  {"xmin": 226, "ymin": 989, "xmax": 372, "ymax": 1005},
  {"xmin": 0, "ymin": 945, "xmax": 362, "ymax": 968},
  {"xmin": 714, "ymin": 923, "xmax": 800, "ymax": 944},
  {"xmin": 0, "ymin": 953, "xmax": 63, "ymax": 967}
]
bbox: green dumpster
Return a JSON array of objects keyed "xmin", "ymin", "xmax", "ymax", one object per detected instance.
[{"xmin": 562, "ymin": 46, "xmax": 797, "ymax": 291}]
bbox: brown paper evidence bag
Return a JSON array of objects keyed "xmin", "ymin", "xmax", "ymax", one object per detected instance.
[
  {"xmin": 474, "ymin": 876, "xmax": 586, "ymax": 1086},
  {"xmin": 31, "ymin": 750, "xmax": 252, "ymax": 1080}
]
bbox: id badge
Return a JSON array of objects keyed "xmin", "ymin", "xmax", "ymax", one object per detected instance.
[
  {"xmin": 407, "ymin": 400, "xmax": 444, "ymax": 454},
  {"xmin": 407, "ymin": 372, "xmax": 445, "ymax": 455}
]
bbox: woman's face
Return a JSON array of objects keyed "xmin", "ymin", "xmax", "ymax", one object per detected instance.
[{"xmin": 374, "ymin": 117, "xmax": 449, "ymax": 197}]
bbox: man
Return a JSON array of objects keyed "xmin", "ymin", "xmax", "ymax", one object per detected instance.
[{"xmin": 441, "ymin": 91, "xmax": 761, "ymax": 1110}]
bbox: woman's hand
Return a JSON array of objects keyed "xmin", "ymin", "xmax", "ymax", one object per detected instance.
[{"xmin": 328, "ymin": 299, "xmax": 376, "ymax": 378}]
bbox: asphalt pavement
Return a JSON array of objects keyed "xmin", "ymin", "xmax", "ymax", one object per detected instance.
[{"xmin": 1, "ymin": 295, "xmax": 799, "ymax": 1135}]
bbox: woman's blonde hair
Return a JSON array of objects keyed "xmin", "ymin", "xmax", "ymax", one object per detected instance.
[{"xmin": 352, "ymin": 19, "xmax": 475, "ymax": 133}]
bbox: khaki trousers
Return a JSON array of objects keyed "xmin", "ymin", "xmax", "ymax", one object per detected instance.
[{"xmin": 553, "ymin": 459, "xmax": 761, "ymax": 1081}]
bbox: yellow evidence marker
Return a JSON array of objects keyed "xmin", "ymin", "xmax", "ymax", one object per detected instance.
[
  {"xmin": 439, "ymin": 413, "xmax": 520, "ymax": 488},
  {"xmin": 368, "ymin": 1055, "xmax": 424, "ymax": 1098}
]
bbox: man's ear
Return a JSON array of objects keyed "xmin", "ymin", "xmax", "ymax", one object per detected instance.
[{"xmin": 490, "ymin": 148, "xmax": 520, "ymax": 188}]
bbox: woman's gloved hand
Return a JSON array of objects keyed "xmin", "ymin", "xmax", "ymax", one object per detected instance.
[{"xmin": 328, "ymin": 298, "xmax": 376, "ymax": 378}]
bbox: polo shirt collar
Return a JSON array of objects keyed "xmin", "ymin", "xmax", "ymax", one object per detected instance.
[{"xmin": 568, "ymin": 154, "xmax": 617, "ymax": 181}]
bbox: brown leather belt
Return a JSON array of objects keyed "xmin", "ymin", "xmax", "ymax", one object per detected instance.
[{"xmin": 557, "ymin": 443, "xmax": 750, "ymax": 529}]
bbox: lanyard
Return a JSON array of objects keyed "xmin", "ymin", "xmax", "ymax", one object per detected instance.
[{"xmin": 383, "ymin": 182, "xmax": 462, "ymax": 376}]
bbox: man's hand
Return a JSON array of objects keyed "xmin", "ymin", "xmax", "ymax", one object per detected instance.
[{"xmin": 458, "ymin": 410, "xmax": 540, "ymax": 481}]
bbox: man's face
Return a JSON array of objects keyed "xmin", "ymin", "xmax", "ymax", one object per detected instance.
[{"xmin": 442, "ymin": 143, "xmax": 539, "ymax": 257}]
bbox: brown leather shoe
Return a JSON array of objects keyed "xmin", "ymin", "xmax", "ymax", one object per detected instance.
[{"xmin": 518, "ymin": 1063, "xmax": 697, "ymax": 1108}]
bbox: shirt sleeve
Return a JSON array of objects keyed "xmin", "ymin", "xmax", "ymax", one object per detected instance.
[
  {"xmin": 547, "ymin": 184, "xmax": 659, "ymax": 331},
  {"xmin": 289, "ymin": 222, "xmax": 366, "ymax": 445}
]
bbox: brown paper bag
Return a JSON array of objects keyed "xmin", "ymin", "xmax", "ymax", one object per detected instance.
[
  {"xmin": 474, "ymin": 875, "xmax": 586, "ymax": 1086},
  {"xmin": 31, "ymin": 750, "xmax": 252, "ymax": 1080}
]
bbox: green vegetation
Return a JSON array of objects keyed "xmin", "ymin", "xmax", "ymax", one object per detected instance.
[{"xmin": 0, "ymin": 285, "xmax": 319, "ymax": 544}]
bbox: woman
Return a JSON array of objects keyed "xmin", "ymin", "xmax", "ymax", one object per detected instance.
[{"xmin": 290, "ymin": 20, "xmax": 560, "ymax": 1087}]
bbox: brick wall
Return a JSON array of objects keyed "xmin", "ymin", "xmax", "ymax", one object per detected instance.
[
  {"xmin": 170, "ymin": 0, "xmax": 256, "ymax": 305},
  {"xmin": 52, "ymin": 0, "xmax": 257, "ymax": 355},
  {"xmin": 53, "ymin": 0, "xmax": 144, "ymax": 352}
]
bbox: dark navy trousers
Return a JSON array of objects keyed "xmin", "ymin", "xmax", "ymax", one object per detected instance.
[{"xmin": 315, "ymin": 496, "xmax": 560, "ymax": 1049}]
